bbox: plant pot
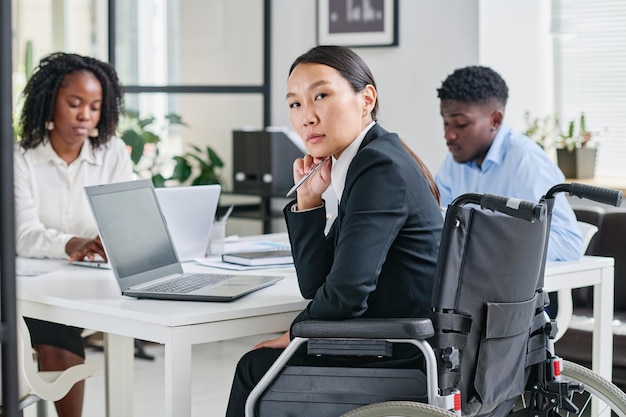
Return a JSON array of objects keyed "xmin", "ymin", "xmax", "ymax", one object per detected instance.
[{"xmin": 556, "ymin": 147, "xmax": 597, "ymax": 179}]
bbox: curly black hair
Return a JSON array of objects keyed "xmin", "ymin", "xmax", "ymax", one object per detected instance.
[
  {"xmin": 18, "ymin": 52, "xmax": 124, "ymax": 150},
  {"xmin": 437, "ymin": 66, "xmax": 508, "ymax": 107}
]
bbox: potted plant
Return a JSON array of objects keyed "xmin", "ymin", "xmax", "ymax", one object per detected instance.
[
  {"xmin": 168, "ymin": 144, "xmax": 224, "ymax": 186},
  {"xmin": 523, "ymin": 111, "xmax": 559, "ymax": 150},
  {"xmin": 555, "ymin": 112, "xmax": 597, "ymax": 179},
  {"xmin": 118, "ymin": 110, "xmax": 224, "ymax": 187}
]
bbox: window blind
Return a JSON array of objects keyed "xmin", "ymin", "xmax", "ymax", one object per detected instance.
[{"xmin": 552, "ymin": 0, "xmax": 626, "ymax": 178}]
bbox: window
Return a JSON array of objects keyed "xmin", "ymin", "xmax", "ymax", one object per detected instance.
[
  {"xmin": 114, "ymin": 1, "xmax": 264, "ymax": 86},
  {"xmin": 11, "ymin": 0, "xmax": 107, "ymax": 107},
  {"xmin": 112, "ymin": 0, "xmax": 270, "ymax": 189},
  {"xmin": 552, "ymin": 0, "xmax": 626, "ymax": 178},
  {"xmin": 12, "ymin": 0, "xmax": 271, "ymax": 190}
]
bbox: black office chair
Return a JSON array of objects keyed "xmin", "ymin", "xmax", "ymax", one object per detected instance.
[{"xmin": 244, "ymin": 184, "xmax": 625, "ymax": 417}]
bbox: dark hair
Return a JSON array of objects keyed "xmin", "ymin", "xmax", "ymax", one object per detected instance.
[
  {"xmin": 289, "ymin": 45, "xmax": 379, "ymax": 120},
  {"xmin": 437, "ymin": 66, "xmax": 508, "ymax": 108},
  {"xmin": 18, "ymin": 52, "xmax": 124, "ymax": 150},
  {"xmin": 400, "ymin": 140, "xmax": 441, "ymax": 206},
  {"xmin": 289, "ymin": 46, "xmax": 440, "ymax": 204}
]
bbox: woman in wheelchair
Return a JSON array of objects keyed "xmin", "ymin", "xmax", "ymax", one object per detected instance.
[{"xmin": 224, "ymin": 45, "xmax": 444, "ymax": 417}]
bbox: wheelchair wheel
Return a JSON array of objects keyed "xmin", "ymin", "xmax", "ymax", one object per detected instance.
[
  {"xmin": 339, "ymin": 401, "xmax": 458, "ymax": 417},
  {"xmin": 561, "ymin": 360, "xmax": 626, "ymax": 417}
]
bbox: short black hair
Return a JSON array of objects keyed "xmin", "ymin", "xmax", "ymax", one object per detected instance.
[
  {"xmin": 18, "ymin": 52, "xmax": 124, "ymax": 150},
  {"xmin": 437, "ymin": 66, "xmax": 508, "ymax": 107}
]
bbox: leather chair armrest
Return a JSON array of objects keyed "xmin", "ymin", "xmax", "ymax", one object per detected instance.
[{"xmin": 291, "ymin": 318, "xmax": 434, "ymax": 340}]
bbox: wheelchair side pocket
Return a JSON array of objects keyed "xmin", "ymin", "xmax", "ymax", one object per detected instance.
[{"xmin": 473, "ymin": 297, "xmax": 536, "ymax": 406}]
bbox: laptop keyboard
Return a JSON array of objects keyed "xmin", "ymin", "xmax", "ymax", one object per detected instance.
[{"xmin": 145, "ymin": 273, "xmax": 232, "ymax": 294}]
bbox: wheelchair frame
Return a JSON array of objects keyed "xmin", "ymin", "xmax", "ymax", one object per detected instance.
[{"xmin": 245, "ymin": 183, "xmax": 624, "ymax": 417}]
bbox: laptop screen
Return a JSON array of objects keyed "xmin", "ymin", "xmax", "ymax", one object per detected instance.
[
  {"xmin": 85, "ymin": 179, "xmax": 181, "ymax": 286},
  {"xmin": 155, "ymin": 184, "xmax": 221, "ymax": 261}
]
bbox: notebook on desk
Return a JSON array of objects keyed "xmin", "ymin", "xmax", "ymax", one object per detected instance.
[
  {"xmin": 155, "ymin": 184, "xmax": 220, "ymax": 261},
  {"xmin": 83, "ymin": 179, "xmax": 283, "ymax": 302}
]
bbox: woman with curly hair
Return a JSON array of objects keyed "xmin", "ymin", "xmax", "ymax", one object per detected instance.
[{"xmin": 14, "ymin": 52, "xmax": 133, "ymax": 417}]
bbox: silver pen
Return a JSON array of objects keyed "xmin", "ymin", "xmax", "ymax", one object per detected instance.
[{"xmin": 285, "ymin": 159, "xmax": 327, "ymax": 198}]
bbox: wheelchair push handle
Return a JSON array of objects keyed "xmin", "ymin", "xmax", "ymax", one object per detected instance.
[
  {"xmin": 569, "ymin": 183, "xmax": 623, "ymax": 207},
  {"xmin": 481, "ymin": 193, "xmax": 546, "ymax": 223},
  {"xmin": 544, "ymin": 182, "xmax": 622, "ymax": 207},
  {"xmin": 451, "ymin": 193, "xmax": 546, "ymax": 223}
]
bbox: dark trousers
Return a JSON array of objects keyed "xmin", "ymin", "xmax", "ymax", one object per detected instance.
[
  {"xmin": 225, "ymin": 344, "xmax": 422, "ymax": 417},
  {"xmin": 546, "ymin": 291, "xmax": 559, "ymax": 319},
  {"xmin": 225, "ymin": 347, "xmax": 284, "ymax": 417}
]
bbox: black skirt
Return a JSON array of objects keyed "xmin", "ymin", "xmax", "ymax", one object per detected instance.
[{"xmin": 24, "ymin": 318, "xmax": 85, "ymax": 359}]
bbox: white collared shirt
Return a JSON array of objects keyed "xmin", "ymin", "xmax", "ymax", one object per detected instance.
[
  {"xmin": 331, "ymin": 121, "xmax": 376, "ymax": 201},
  {"xmin": 14, "ymin": 137, "xmax": 134, "ymax": 258}
]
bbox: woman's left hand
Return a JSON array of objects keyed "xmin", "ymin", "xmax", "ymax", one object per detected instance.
[{"xmin": 252, "ymin": 331, "xmax": 291, "ymax": 350}]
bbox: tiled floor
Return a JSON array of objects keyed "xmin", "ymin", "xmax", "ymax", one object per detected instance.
[{"xmin": 24, "ymin": 332, "xmax": 280, "ymax": 417}]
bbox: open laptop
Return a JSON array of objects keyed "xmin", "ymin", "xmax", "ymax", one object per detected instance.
[
  {"xmin": 155, "ymin": 184, "xmax": 220, "ymax": 261},
  {"xmin": 83, "ymin": 179, "xmax": 283, "ymax": 302},
  {"xmin": 72, "ymin": 184, "xmax": 220, "ymax": 268}
]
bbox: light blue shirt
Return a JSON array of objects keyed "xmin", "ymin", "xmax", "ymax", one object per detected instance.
[{"xmin": 435, "ymin": 125, "xmax": 583, "ymax": 261}]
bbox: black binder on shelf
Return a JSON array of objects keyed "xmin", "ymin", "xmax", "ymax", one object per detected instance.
[{"xmin": 233, "ymin": 130, "xmax": 304, "ymax": 197}]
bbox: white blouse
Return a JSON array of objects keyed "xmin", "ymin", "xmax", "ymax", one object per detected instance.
[{"xmin": 14, "ymin": 137, "xmax": 134, "ymax": 259}]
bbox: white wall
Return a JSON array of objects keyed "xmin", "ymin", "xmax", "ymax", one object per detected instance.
[
  {"xmin": 271, "ymin": 0, "xmax": 552, "ymax": 173},
  {"xmin": 479, "ymin": 0, "xmax": 554, "ymax": 135}
]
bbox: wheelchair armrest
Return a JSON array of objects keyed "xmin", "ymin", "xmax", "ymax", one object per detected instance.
[{"xmin": 291, "ymin": 318, "xmax": 434, "ymax": 340}]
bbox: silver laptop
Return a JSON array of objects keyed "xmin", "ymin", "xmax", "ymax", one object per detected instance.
[
  {"xmin": 155, "ymin": 184, "xmax": 220, "ymax": 261},
  {"xmin": 73, "ymin": 184, "xmax": 220, "ymax": 268},
  {"xmin": 83, "ymin": 179, "xmax": 283, "ymax": 302}
]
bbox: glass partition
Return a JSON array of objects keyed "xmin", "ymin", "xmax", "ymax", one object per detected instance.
[
  {"xmin": 115, "ymin": 0, "xmax": 264, "ymax": 86},
  {"xmin": 11, "ymin": 0, "xmax": 108, "ymax": 107}
]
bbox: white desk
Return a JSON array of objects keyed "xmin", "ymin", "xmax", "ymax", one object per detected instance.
[
  {"xmin": 17, "ymin": 255, "xmax": 614, "ymax": 417},
  {"xmin": 544, "ymin": 256, "xmax": 614, "ymax": 381},
  {"xmin": 17, "ymin": 254, "xmax": 308, "ymax": 417}
]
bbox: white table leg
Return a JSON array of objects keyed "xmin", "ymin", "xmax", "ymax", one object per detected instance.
[
  {"xmin": 164, "ymin": 329, "xmax": 192, "ymax": 417},
  {"xmin": 104, "ymin": 333, "xmax": 135, "ymax": 417},
  {"xmin": 592, "ymin": 265, "xmax": 614, "ymax": 380}
]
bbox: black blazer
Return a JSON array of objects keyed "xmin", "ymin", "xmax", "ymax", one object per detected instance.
[{"xmin": 284, "ymin": 124, "xmax": 443, "ymax": 327}]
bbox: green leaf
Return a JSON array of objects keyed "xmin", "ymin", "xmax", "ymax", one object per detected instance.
[
  {"xmin": 24, "ymin": 40, "xmax": 33, "ymax": 81},
  {"xmin": 121, "ymin": 129, "xmax": 145, "ymax": 165},
  {"xmin": 187, "ymin": 152, "xmax": 210, "ymax": 169},
  {"xmin": 169, "ymin": 156, "xmax": 192, "ymax": 183},
  {"xmin": 141, "ymin": 131, "xmax": 160, "ymax": 144},
  {"xmin": 192, "ymin": 171, "xmax": 219, "ymax": 186},
  {"xmin": 206, "ymin": 146, "xmax": 224, "ymax": 167},
  {"xmin": 165, "ymin": 113, "xmax": 187, "ymax": 126},
  {"xmin": 138, "ymin": 116, "xmax": 156, "ymax": 130},
  {"xmin": 152, "ymin": 174, "xmax": 167, "ymax": 188}
]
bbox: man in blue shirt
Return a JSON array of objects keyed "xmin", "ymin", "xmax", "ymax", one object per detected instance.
[{"xmin": 435, "ymin": 66, "xmax": 583, "ymax": 264}]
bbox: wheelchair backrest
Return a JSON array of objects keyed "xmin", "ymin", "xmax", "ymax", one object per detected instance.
[{"xmin": 430, "ymin": 203, "xmax": 550, "ymax": 417}]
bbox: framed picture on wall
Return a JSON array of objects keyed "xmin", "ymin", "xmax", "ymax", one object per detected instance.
[{"xmin": 317, "ymin": 0, "xmax": 399, "ymax": 47}]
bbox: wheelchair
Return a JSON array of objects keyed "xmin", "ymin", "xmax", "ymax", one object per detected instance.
[{"xmin": 245, "ymin": 183, "xmax": 626, "ymax": 417}]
